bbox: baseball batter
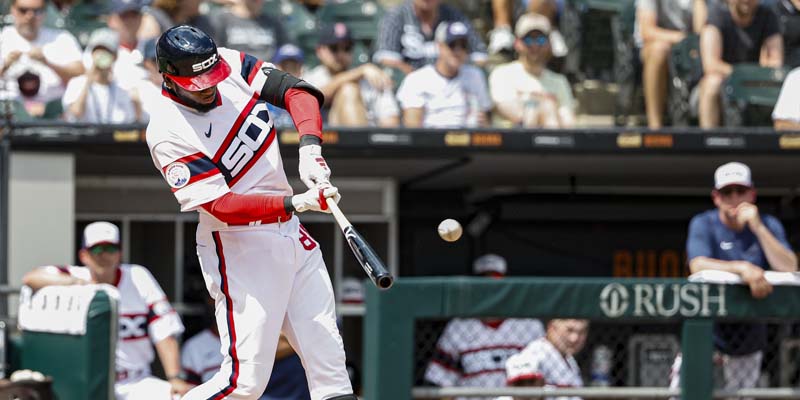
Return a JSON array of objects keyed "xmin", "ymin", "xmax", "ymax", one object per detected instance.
[
  {"xmin": 145, "ymin": 25, "xmax": 354, "ymax": 400},
  {"xmin": 22, "ymin": 221, "xmax": 189, "ymax": 399}
]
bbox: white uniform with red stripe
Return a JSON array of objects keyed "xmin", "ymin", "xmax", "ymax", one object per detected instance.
[
  {"xmin": 424, "ymin": 318, "xmax": 544, "ymax": 400},
  {"xmin": 501, "ymin": 337, "xmax": 583, "ymax": 400},
  {"xmin": 146, "ymin": 47, "xmax": 351, "ymax": 400},
  {"xmin": 182, "ymin": 328, "xmax": 224, "ymax": 384},
  {"xmin": 43, "ymin": 264, "xmax": 184, "ymax": 400}
]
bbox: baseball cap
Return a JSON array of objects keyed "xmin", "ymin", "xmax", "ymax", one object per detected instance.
[
  {"xmin": 505, "ymin": 352, "xmax": 543, "ymax": 385},
  {"xmin": 87, "ymin": 28, "xmax": 120, "ymax": 53},
  {"xmin": 273, "ymin": 44, "xmax": 305, "ymax": 65},
  {"xmin": 473, "ymin": 254, "xmax": 507, "ymax": 276},
  {"xmin": 714, "ymin": 162, "xmax": 753, "ymax": 189},
  {"xmin": 83, "ymin": 222, "xmax": 120, "ymax": 249},
  {"xmin": 515, "ymin": 13, "xmax": 552, "ymax": 37},
  {"xmin": 434, "ymin": 21, "xmax": 470, "ymax": 44},
  {"xmin": 111, "ymin": 0, "xmax": 148, "ymax": 14},
  {"xmin": 318, "ymin": 22, "xmax": 352, "ymax": 46}
]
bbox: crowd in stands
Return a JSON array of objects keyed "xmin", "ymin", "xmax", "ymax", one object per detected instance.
[{"xmin": 1, "ymin": 0, "xmax": 800, "ymax": 129}]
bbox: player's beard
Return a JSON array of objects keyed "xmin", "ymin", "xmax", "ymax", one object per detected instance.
[{"xmin": 180, "ymin": 91, "xmax": 219, "ymax": 113}]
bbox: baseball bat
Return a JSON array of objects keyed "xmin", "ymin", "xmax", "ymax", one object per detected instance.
[{"xmin": 325, "ymin": 198, "xmax": 394, "ymax": 290}]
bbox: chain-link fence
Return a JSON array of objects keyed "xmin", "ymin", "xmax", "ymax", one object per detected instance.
[{"xmin": 411, "ymin": 318, "xmax": 800, "ymax": 399}]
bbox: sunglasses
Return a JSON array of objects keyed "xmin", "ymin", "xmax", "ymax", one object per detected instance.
[
  {"xmin": 448, "ymin": 40, "xmax": 469, "ymax": 51},
  {"xmin": 328, "ymin": 44, "xmax": 353, "ymax": 53},
  {"xmin": 718, "ymin": 185, "xmax": 750, "ymax": 196},
  {"xmin": 522, "ymin": 35, "xmax": 549, "ymax": 47},
  {"xmin": 89, "ymin": 244, "xmax": 120, "ymax": 255},
  {"xmin": 15, "ymin": 6, "xmax": 44, "ymax": 15}
]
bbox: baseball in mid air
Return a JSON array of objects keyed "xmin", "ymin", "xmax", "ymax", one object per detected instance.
[{"xmin": 438, "ymin": 219, "xmax": 463, "ymax": 242}]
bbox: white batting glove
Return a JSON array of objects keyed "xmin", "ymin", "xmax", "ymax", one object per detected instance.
[
  {"xmin": 291, "ymin": 186, "xmax": 341, "ymax": 213},
  {"xmin": 298, "ymin": 144, "xmax": 331, "ymax": 189}
]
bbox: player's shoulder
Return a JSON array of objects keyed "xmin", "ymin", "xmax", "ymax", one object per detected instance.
[
  {"xmin": 218, "ymin": 47, "xmax": 242, "ymax": 65},
  {"xmin": 123, "ymin": 264, "xmax": 157, "ymax": 282},
  {"xmin": 146, "ymin": 109, "xmax": 189, "ymax": 148}
]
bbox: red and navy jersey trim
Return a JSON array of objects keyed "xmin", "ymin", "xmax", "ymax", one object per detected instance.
[
  {"xmin": 209, "ymin": 232, "xmax": 239, "ymax": 399},
  {"xmin": 239, "ymin": 52, "xmax": 264, "ymax": 85},
  {"xmin": 163, "ymin": 152, "xmax": 220, "ymax": 192}
]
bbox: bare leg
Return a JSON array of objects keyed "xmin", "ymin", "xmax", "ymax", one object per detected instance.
[
  {"xmin": 641, "ymin": 41, "xmax": 672, "ymax": 128},
  {"xmin": 698, "ymin": 73, "xmax": 724, "ymax": 128},
  {"xmin": 328, "ymin": 82, "xmax": 368, "ymax": 127}
]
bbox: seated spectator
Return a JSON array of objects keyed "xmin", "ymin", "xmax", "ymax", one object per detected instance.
[
  {"xmin": 107, "ymin": 0, "xmax": 150, "ymax": 92},
  {"xmin": 500, "ymin": 319, "xmax": 590, "ymax": 400},
  {"xmin": 424, "ymin": 254, "xmax": 545, "ymax": 399},
  {"xmin": 22, "ymin": 221, "xmax": 192, "ymax": 399},
  {"xmin": 374, "ymin": 0, "xmax": 488, "ymax": 74},
  {"xmin": 489, "ymin": 13, "xmax": 575, "ymax": 128},
  {"xmin": 396, "ymin": 21, "xmax": 491, "ymax": 128},
  {"xmin": 63, "ymin": 28, "xmax": 139, "ymax": 123},
  {"xmin": 637, "ymin": 0, "xmax": 706, "ymax": 128},
  {"xmin": 182, "ymin": 297, "xmax": 311, "ymax": 400},
  {"xmin": 268, "ymin": 44, "xmax": 307, "ymax": 129},
  {"xmin": 698, "ymin": 0, "xmax": 783, "ymax": 128},
  {"xmin": 772, "ymin": 0, "xmax": 800, "ymax": 68},
  {"xmin": 207, "ymin": 0, "xmax": 288, "ymax": 62},
  {"xmin": 772, "ymin": 66, "xmax": 800, "ymax": 130},
  {"xmin": 304, "ymin": 23, "xmax": 400, "ymax": 127},
  {"xmin": 137, "ymin": 0, "xmax": 213, "ymax": 42},
  {"xmin": 130, "ymin": 38, "xmax": 166, "ymax": 122},
  {"xmin": 0, "ymin": 0, "xmax": 84, "ymax": 117}
]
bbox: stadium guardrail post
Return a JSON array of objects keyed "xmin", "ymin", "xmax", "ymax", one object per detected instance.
[{"xmin": 680, "ymin": 319, "xmax": 713, "ymax": 400}]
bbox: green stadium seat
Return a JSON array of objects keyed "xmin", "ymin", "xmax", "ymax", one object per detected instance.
[
  {"xmin": 316, "ymin": 0, "xmax": 384, "ymax": 44},
  {"xmin": 722, "ymin": 64, "xmax": 789, "ymax": 127},
  {"xmin": 667, "ymin": 34, "xmax": 701, "ymax": 126},
  {"xmin": 610, "ymin": 0, "xmax": 639, "ymax": 125},
  {"xmin": 262, "ymin": 0, "xmax": 319, "ymax": 68},
  {"xmin": 0, "ymin": 99, "xmax": 33, "ymax": 122}
]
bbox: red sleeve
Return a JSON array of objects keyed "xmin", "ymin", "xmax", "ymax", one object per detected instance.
[
  {"xmin": 284, "ymin": 88, "xmax": 322, "ymax": 141},
  {"xmin": 200, "ymin": 192, "xmax": 290, "ymax": 225}
]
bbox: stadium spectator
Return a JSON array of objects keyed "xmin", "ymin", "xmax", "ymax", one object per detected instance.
[
  {"xmin": 488, "ymin": 0, "xmax": 517, "ymax": 57},
  {"xmin": 396, "ymin": 21, "xmax": 491, "ymax": 128},
  {"xmin": 207, "ymin": 0, "xmax": 288, "ymax": 62},
  {"xmin": 129, "ymin": 38, "xmax": 164, "ymax": 122},
  {"xmin": 268, "ymin": 44, "xmax": 306, "ymax": 129},
  {"xmin": 698, "ymin": 0, "xmax": 783, "ymax": 128},
  {"xmin": 772, "ymin": 67, "xmax": 800, "ymax": 130},
  {"xmin": 304, "ymin": 23, "xmax": 400, "ymax": 127},
  {"xmin": 63, "ymin": 28, "xmax": 139, "ymax": 123},
  {"xmin": 637, "ymin": 0, "xmax": 706, "ymax": 128},
  {"xmin": 181, "ymin": 297, "xmax": 311, "ymax": 400},
  {"xmin": 106, "ymin": 0, "xmax": 150, "ymax": 92},
  {"xmin": 500, "ymin": 319, "xmax": 590, "ymax": 400},
  {"xmin": 772, "ymin": 0, "xmax": 800, "ymax": 68},
  {"xmin": 423, "ymin": 254, "xmax": 545, "ymax": 400},
  {"xmin": 374, "ymin": 0, "xmax": 488, "ymax": 74},
  {"xmin": 137, "ymin": 0, "xmax": 213, "ymax": 42},
  {"xmin": 0, "ymin": 0, "xmax": 84, "ymax": 117},
  {"xmin": 21, "ymin": 221, "xmax": 192, "ymax": 399},
  {"xmin": 670, "ymin": 162, "xmax": 798, "ymax": 393},
  {"xmin": 489, "ymin": 13, "xmax": 575, "ymax": 128}
]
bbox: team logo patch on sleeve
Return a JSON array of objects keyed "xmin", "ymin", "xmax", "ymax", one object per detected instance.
[{"xmin": 166, "ymin": 162, "xmax": 191, "ymax": 189}]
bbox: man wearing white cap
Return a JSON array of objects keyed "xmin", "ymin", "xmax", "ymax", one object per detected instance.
[
  {"xmin": 22, "ymin": 221, "xmax": 192, "ymax": 399},
  {"xmin": 671, "ymin": 162, "xmax": 798, "ymax": 393},
  {"xmin": 423, "ymin": 254, "xmax": 544, "ymax": 399}
]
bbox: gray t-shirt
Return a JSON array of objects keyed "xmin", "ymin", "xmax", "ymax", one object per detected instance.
[
  {"xmin": 635, "ymin": 0, "xmax": 694, "ymax": 46},
  {"xmin": 208, "ymin": 10, "xmax": 288, "ymax": 61}
]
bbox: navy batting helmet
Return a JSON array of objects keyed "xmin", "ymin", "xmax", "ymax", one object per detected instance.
[{"xmin": 156, "ymin": 25, "xmax": 231, "ymax": 91}]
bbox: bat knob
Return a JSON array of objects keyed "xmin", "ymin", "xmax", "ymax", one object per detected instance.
[{"xmin": 376, "ymin": 275, "xmax": 394, "ymax": 290}]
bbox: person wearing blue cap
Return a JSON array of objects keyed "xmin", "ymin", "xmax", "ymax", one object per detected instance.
[
  {"xmin": 396, "ymin": 21, "xmax": 492, "ymax": 128},
  {"xmin": 304, "ymin": 22, "xmax": 400, "ymax": 127},
  {"xmin": 267, "ymin": 44, "xmax": 307, "ymax": 129}
]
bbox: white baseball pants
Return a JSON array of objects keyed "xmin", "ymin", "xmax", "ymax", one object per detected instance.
[{"xmin": 183, "ymin": 216, "xmax": 352, "ymax": 400}]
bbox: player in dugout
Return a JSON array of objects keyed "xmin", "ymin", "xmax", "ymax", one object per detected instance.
[
  {"xmin": 22, "ymin": 221, "xmax": 192, "ymax": 399},
  {"xmin": 145, "ymin": 25, "xmax": 355, "ymax": 399}
]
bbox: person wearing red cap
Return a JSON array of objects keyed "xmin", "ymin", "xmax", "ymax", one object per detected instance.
[{"xmin": 145, "ymin": 25, "xmax": 355, "ymax": 400}]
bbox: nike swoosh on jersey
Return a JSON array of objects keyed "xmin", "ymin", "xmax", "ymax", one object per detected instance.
[{"xmin": 203, "ymin": 123, "xmax": 213, "ymax": 138}]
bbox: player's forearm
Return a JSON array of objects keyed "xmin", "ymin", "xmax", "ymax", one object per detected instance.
[
  {"xmin": 753, "ymin": 224, "xmax": 798, "ymax": 272},
  {"xmin": 155, "ymin": 335, "xmax": 182, "ymax": 378},
  {"xmin": 22, "ymin": 269, "xmax": 82, "ymax": 291},
  {"xmin": 48, "ymin": 61, "xmax": 84, "ymax": 85},
  {"xmin": 201, "ymin": 192, "xmax": 292, "ymax": 224},
  {"xmin": 68, "ymin": 80, "xmax": 92, "ymax": 119},
  {"xmin": 319, "ymin": 68, "xmax": 363, "ymax": 106},
  {"xmin": 284, "ymin": 88, "xmax": 322, "ymax": 140},
  {"xmin": 689, "ymin": 256, "xmax": 749, "ymax": 275}
]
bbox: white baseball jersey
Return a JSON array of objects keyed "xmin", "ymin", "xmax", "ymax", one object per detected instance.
[
  {"xmin": 147, "ymin": 48, "xmax": 352, "ymax": 400},
  {"xmin": 182, "ymin": 328, "xmax": 223, "ymax": 384},
  {"xmin": 45, "ymin": 264, "xmax": 184, "ymax": 372},
  {"xmin": 147, "ymin": 47, "xmax": 290, "ymax": 228},
  {"xmin": 503, "ymin": 337, "xmax": 583, "ymax": 400},
  {"xmin": 424, "ymin": 318, "xmax": 544, "ymax": 399}
]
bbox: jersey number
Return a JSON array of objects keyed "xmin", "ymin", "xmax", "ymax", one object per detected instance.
[
  {"xmin": 220, "ymin": 102, "xmax": 273, "ymax": 179},
  {"xmin": 298, "ymin": 225, "xmax": 317, "ymax": 251}
]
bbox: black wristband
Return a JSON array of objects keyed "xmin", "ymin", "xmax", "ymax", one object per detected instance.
[
  {"xmin": 299, "ymin": 134, "xmax": 321, "ymax": 147},
  {"xmin": 284, "ymin": 196, "xmax": 295, "ymax": 213}
]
